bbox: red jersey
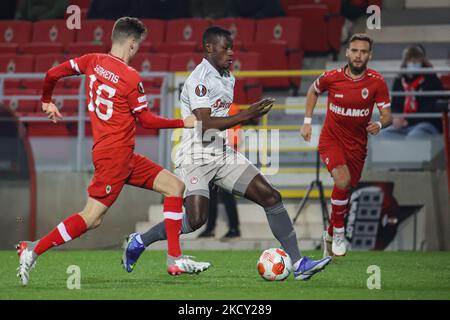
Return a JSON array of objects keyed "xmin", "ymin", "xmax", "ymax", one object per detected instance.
[
  {"xmin": 72, "ymin": 53, "xmax": 148, "ymax": 151},
  {"xmin": 314, "ymin": 66, "xmax": 391, "ymax": 152},
  {"xmin": 41, "ymin": 53, "xmax": 183, "ymax": 153}
]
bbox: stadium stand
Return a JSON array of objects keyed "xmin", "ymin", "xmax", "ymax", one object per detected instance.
[
  {"xmin": 1, "ymin": 0, "xmax": 449, "ymax": 254},
  {"xmin": 75, "ymin": 19, "xmax": 114, "ymax": 46},
  {"xmin": 213, "ymin": 18, "xmax": 256, "ymax": 49}
]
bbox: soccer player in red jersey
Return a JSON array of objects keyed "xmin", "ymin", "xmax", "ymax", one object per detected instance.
[
  {"xmin": 16, "ymin": 17, "xmax": 210, "ymax": 286},
  {"xmin": 301, "ymin": 34, "xmax": 393, "ymax": 257}
]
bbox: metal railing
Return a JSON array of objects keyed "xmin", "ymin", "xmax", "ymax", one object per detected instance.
[
  {"xmin": 1, "ymin": 67, "xmax": 449, "ymax": 194},
  {"xmin": 0, "ymin": 72, "xmax": 174, "ymax": 171}
]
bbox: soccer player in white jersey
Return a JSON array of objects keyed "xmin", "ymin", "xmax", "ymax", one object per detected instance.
[{"xmin": 124, "ymin": 26, "xmax": 332, "ymax": 280}]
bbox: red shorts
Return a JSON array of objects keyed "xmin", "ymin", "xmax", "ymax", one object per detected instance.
[
  {"xmin": 318, "ymin": 142, "xmax": 366, "ymax": 188},
  {"xmin": 88, "ymin": 147, "xmax": 164, "ymax": 207}
]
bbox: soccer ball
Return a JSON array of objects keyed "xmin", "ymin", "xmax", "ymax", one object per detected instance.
[{"xmin": 257, "ymin": 248, "xmax": 292, "ymax": 281}]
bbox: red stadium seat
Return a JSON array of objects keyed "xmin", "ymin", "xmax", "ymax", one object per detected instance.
[
  {"xmin": 66, "ymin": 42, "xmax": 108, "ymax": 55},
  {"xmin": 22, "ymin": 42, "xmax": 65, "ymax": 55},
  {"xmin": 230, "ymin": 52, "xmax": 263, "ymax": 104},
  {"xmin": 130, "ymin": 53, "xmax": 170, "ymax": 72},
  {"xmin": 213, "ymin": 18, "xmax": 256, "ymax": 45},
  {"xmin": 75, "ymin": 20, "xmax": 114, "ymax": 46},
  {"xmin": 169, "ymin": 53, "xmax": 203, "ymax": 72},
  {"xmin": 53, "ymin": 88, "xmax": 79, "ymax": 115},
  {"xmin": 0, "ymin": 21, "xmax": 32, "ymax": 45},
  {"xmin": 138, "ymin": 43, "xmax": 152, "ymax": 53},
  {"xmin": 285, "ymin": 5, "xmax": 329, "ymax": 53},
  {"xmin": 81, "ymin": 8, "xmax": 88, "ymax": 20},
  {"xmin": 281, "ymin": 0, "xmax": 341, "ymax": 15},
  {"xmin": 23, "ymin": 55, "xmax": 79, "ymax": 93},
  {"xmin": 0, "ymin": 54, "xmax": 34, "ymax": 73},
  {"xmin": 141, "ymin": 19, "xmax": 166, "ymax": 47},
  {"xmin": 0, "ymin": 43, "xmax": 18, "ymax": 54},
  {"xmin": 254, "ymin": 17, "xmax": 302, "ymax": 50},
  {"xmin": 26, "ymin": 122, "xmax": 71, "ymax": 137},
  {"xmin": 3, "ymin": 79, "xmax": 21, "ymax": 90},
  {"xmin": 246, "ymin": 42, "xmax": 290, "ymax": 89},
  {"xmin": 154, "ymin": 42, "xmax": 197, "ymax": 54},
  {"xmin": 34, "ymin": 54, "xmax": 72, "ymax": 72},
  {"xmin": 63, "ymin": 78, "xmax": 82, "ymax": 89},
  {"xmin": 252, "ymin": 18, "xmax": 303, "ymax": 88},
  {"xmin": 327, "ymin": 16, "xmax": 344, "ymax": 53},
  {"xmin": 130, "ymin": 53, "xmax": 170, "ymax": 89},
  {"xmin": 3, "ymin": 88, "xmax": 38, "ymax": 115},
  {"xmin": 31, "ymin": 20, "xmax": 77, "ymax": 45},
  {"xmin": 165, "ymin": 19, "xmax": 211, "ymax": 51}
]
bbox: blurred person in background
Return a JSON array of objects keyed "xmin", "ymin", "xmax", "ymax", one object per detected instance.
[
  {"xmin": 378, "ymin": 45, "xmax": 444, "ymax": 139},
  {"xmin": 224, "ymin": 0, "xmax": 284, "ymax": 19},
  {"xmin": 15, "ymin": 0, "xmax": 68, "ymax": 21},
  {"xmin": 88, "ymin": 0, "xmax": 131, "ymax": 20}
]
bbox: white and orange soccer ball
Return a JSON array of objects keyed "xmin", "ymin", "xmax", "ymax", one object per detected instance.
[{"xmin": 257, "ymin": 248, "xmax": 293, "ymax": 281}]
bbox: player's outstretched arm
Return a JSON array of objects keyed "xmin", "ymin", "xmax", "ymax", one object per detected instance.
[
  {"xmin": 136, "ymin": 109, "xmax": 189, "ymax": 129},
  {"xmin": 193, "ymin": 98, "xmax": 275, "ymax": 133},
  {"xmin": 301, "ymin": 84, "xmax": 319, "ymax": 142},
  {"xmin": 367, "ymin": 107, "xmax": 393, "ymax": 135},
  {"xmin": 41, "ymin": 59, "xmax": 84, "ymax": 122}
]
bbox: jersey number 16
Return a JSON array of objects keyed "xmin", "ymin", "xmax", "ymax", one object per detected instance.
[{"xmin": 88, "ymin": 74, "xmax": 116, "ymax": 121}]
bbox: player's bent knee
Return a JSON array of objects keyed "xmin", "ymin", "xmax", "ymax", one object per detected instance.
[
  {"xmin": 262, "ymin": 189, "xmax": 282, "ymax": 208},
  {"xmin": 332, "ymin": 167, "xmax": 351, "ymax": 190},
  {"xmin": 335, "ymin": 177, "xmax": 351, "ymax": 189},
  {"xmin": 188, "ymin": 213, "xmax": 207, "ymax": 231}
]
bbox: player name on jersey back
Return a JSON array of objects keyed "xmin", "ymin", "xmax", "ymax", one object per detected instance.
[{"xmin": 94, "ymin": 64, "xmax": 120, "ymax": 83}]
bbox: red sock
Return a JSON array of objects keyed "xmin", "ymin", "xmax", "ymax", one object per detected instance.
[
  {"xmin": 163, "ymin": 197, "xmax": 183, "ymax": 258},
  {"xmin": 327, "ymin": 217, "xmax": 334, "ymax": 237},
  {"xmin": 34, "ymin": 213, "xmax": 87, "ymax": 256},
  {"xmin": 330, "ymin": 185, "xmax": 350, "ymax": 232}
]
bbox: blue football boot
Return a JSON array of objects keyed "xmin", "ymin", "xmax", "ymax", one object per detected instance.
[
  {"xmin": 122, "ymin": 233, "xmax": 145, "ymax": 273},
  {"xmin": 294, "ymin": 255, "xmax": 332, "ymax": 280}
]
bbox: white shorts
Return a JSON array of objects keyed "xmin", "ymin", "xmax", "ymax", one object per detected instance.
[{"xmin": 175, "ymin": 147, "xmax": 260, "ymax": 199}]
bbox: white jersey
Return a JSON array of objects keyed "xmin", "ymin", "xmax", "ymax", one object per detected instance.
[{"xmin": 175, "ymin": 58, "xmax": 235, "ymax": 167}]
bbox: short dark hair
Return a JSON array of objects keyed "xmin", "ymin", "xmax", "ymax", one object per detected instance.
[
  {"xmin": 202, "ymin": 26, "xmax": 232, "ymax": 50},
  {"xmin": 112, "ymin": 17, "xmax": 147, "ymax": 43},
  {"xmin": 347, "ymin": 33, "xmax": 373, "ymax": 51}
]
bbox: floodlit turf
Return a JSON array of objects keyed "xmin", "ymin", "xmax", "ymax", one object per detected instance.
[{"xmin": 1, "ymin": 250, "xmax": 449, "ymax": 300}]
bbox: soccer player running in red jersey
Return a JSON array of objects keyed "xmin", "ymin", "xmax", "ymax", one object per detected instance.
[
  {"xmin": 16, "ymin": 17, "xmax": 210, "ymax": 286},
  {"xmin": 301, "ymin": 34, "xmax": 393, "ymax": 257}
]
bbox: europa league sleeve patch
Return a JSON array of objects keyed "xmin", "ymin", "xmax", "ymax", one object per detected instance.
[
  {"xmin": 137, "ymin": 82, "xmax": 145, "ymax": 94},
  {"xmin": 195, "ymin": 84, "xmax": 207, "ymax": 97}
]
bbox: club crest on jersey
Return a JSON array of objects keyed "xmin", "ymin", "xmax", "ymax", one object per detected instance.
[
  {"xmin": 362, "ymin": 88, "xmax": 369, "ymax": 99},
  {"xmin": 195, "ymin": 84, "xmax": 207, "ymax": 97},
  {"xmin": 106, "ymin": 185, "xmax": 112, "ymax": 194},
  {"xmin": 137, "ymin": 82, "xmax": 145, "ymax": 94},
  {"xmin": 190, "ymin": 176, "xmax": 199, "ymax": 185}
]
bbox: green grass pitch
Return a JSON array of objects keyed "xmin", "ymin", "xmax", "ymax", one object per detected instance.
[{"xmin": 1, "ymin": 250, "xmax": 449, "ymax": 300}]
